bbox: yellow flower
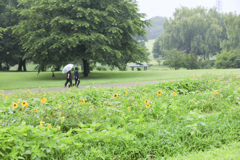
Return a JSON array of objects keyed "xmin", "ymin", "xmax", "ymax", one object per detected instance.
[
  {"xmin": 58, "ymin": 105, "xmax": 61, "ymax": 109},
  {"xmin": 47, "ymin": 125, "xmax": 52, "ymax": 129},
  {"xmin": 34, "ymin": 109, "xmax": 37, "ymax": 113},
  {"xmin": 22, "ymin": 101, "xmax": 27, "ymax": 106},
  {"xmin": 62, "ymin": 116, "xmax": 65, "ymax": 120},
  {"xmin": 190, "ymin": 100, "xmax": 193, "ymax": 103},
  {"xmin": 41, "ymin": 97, "xmax": 47, "ymax": 103},
  {"xmin": 238, "ymin": 87, "xmax": 240, "ymax": 89},
  {"xmin": 39, "ymin": 87, "xmax": 41, "ymax": 89},
  {"xmin": 9, "ymin": 93, "xmax": 11, "ymax": 95},
  {"xmin": 157, "ymin": 90, "xmax": 162, "ymax": 96},
  {"xmin": 173, "ymin": 92, "xmax": 177, "ymax": 96},
  {"xmin": 24, "ymin": 90, "xmax": 27, "ymax": 93},
  {"xmin": 92, "ymin": 106, "xmax": 94, "ymax": 109},
  {"xmin": 113, "ymin": 93, "xmax": 118, "ymax": 99},
  {"xmin": 230, "ymin": 78, "xmax": 232, "ymax": 81},
  {"xmin": 127, "ymin": 107, "xmax": 130, "ymax": 110},
  {"xmin": 216, "ymin": 90, "xmax": 220, "ymax": 94},
  {"xmin": 31, "ymin": 98, "xmax": 33, "ymax": 101},
  {"xmin": 213, "ymin": 79, "xmax": 215, "ymax": 81},
  {"xmin": 213, "ymin": 91, "xmax": 216, "ymax": 94},
  {"xmin": 40, "ymin": 121, "xmax": 43, "ymax": 126},
  {"xmin": 61, "ymin": 121, "xmax": 63, "ymax": 123},
  {"xmin": 6, "ymin": 96, "xmax": 8, "ymax": 99},
  {"xmin": 125, "ymin": 90, "xmax": 129, "ymax": 95},
  {"xmin": 198, "ymin": 91, "xmax": 201, "ymax": 93},
  {"xmin": 80, "ymin": 99, "xmax": 85, "ymax": 104},
  {"xmin": 25, "ymin": 103, "xmax": 28, "ymax": 108},
  {"xmin": 58, "ymin": 126, "xmax": 61, "ymax": 129},
  {"xmin": 146, "ymin": 104, "xmax": 150, "ymax": 108},
  {"xmin": 106, "ymin": 102, "xmax": 109, "ymax": 105},
  {"xmin": 12, "ymin": 103, "xmax": 18, "ymax": 109},
  {"xmin": 100, "ymin": 116, "xmax": 103, "ymax": 118},
  {"xmin": 144, "ymin": 100, "xmax": 149, "ymax": 104},
  {"xmin": 1, "ymin": 90, "xmax": 3, "ymax": 92},
  {"xmin": 68, "ymin": 100, "xmax": 72, "ymax": 104}
]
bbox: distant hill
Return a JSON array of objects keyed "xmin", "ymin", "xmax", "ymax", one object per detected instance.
[{"xmin": 146, "ymin": 16, "xmax": 166, "ymax": 40}]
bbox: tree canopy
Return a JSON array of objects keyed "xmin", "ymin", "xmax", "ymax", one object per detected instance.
[
  {"xmin": 146, "ymin": 16, "xmax": 165, "ymax": 40},
  {"xmin": 153, "ymin": 7, "xmax": 228, "ymax": 60},
  {"xmin": 13, "ymin": 0, "xmax": 150, "ymax": 76}
]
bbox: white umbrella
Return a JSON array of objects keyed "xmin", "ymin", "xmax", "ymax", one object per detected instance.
[{"xmin": 62, "ymin": 64, "xmax": 74, "ymax": 74}]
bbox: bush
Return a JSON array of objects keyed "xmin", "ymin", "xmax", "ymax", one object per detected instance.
[
  {"xmin": 203, "ymin": 64, "xmax": 212, "ymax": 69},
  {"xmin": 89, "ymin": 64, "xmax": 95, "ymax": 71},
  {"xmin": 137, "ymin": 67, "xmax": 141, "ymax": 71},
  {"xmin": 96, "ymin": 66, "xmax": 107, "ymax": 71},
  {"xmin": 163, "ymin": 61, "xmax": 168, "ymax": 66}
]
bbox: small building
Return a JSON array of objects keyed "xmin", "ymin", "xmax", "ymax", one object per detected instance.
[{"xmin": 128, "ymin": 64, "xmax": 151, "ymax": 71}]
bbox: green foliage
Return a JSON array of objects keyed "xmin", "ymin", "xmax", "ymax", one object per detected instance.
[
  {"xmin": 1, "ymin": 74, "xmax": 240, "ymax": 158},
  {"xmin": 155, "ymin": 7, "xmax": 227, "ymax": 59},
  {"xmin": 0, "ymin": 0, "xmax": 25, "ymax": 71},
  {"xmin": 182, "ymin": 53, "xmax": 200, "ymax": 69},
  {"xmin": 146, "ymin": 16, "xmax": 166, "ymax": 40},
  {"xmin": 221, "ymin": 13, "xmax": 240, "ymax": 51},
  {"xmin": 152, "ymin": 35, "xmax": 165, "ymax": 59},
  {"xmin": 215, "ymin": 49, "xmax": 240, "ymax": 69},
  {"xmin": 96, "ymin": 66, "xmax": 107, "ymax": 71},
  {"xmin": 165, "ymin": 49, "xmax": 185, "ymax": 70},
  {"xmin": 155, "ymin": 58, "xmax": 161, "ymax": 65},
  {"xmin": 13, "ymin": 0, "xmax": 150, "ymax": 74}
]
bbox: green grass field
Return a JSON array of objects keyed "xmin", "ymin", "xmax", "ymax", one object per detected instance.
[
  {"xmin": 1, "ymin": 74, "xmax": 240, "ymax": 159},
  {"xmin": 1, "ymin": 69, "xmax": 240, "ymax": 90}
]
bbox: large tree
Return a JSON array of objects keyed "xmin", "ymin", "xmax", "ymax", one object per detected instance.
[
  {"xmin": 0, "ymin": 0, "xmax": 26, "ymax": 71},
  {"xmin": 146, "ymin": 16, "xmax": 165, "ymax": 40},
  {"xmin": 221, "ymin": 13, "xmax": 240, "ymax": 51},
  {"xmin": 153, "ymin": 7, "xmax": 227, "ymax": 60},
  {"xmin": 14, "ymin": 0, "xmax": 150, "ymax": 76}
]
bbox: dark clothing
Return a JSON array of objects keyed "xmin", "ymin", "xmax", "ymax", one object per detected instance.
[
  {"xmin": 65, "ymin": 79, "xmax": 72, "ymax": 88},
  {"xmin": 74, "ymin": 70, "xmax": 79, "ymax": 79},
  {"xmin": 66, "ymin": 71, "xmax": 72, "ymax": 79},
  {"xmin": 74, "ymin": 68, "xmax": 80, "ymax": 87},
  {"xmin": 65, "ymin": 71, "xmax": 72, "ymax": 87},
  {"xmin": 75, "ymin": 79, "xmax": 80, "ymax": 87}
]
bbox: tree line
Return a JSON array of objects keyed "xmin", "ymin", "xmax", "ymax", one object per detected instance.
[
  {"xmin": 153, "ymin": 7, "xmax": 240, "ymax": 69},
  {"xmin": 0, "ymin": 0, "xmax": 150, "ymax": 76}
]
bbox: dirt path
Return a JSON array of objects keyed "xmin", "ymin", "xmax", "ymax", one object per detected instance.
[{"xmin": 2, "ymin": 80, "xmax": 172, "ymax": 95}]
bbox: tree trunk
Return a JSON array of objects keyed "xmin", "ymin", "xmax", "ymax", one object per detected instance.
[
  {"xmin": 82, "ymin": 59, "xmax": 89, "ymax": 77},
  {"xmin": 18, "ymin": 59, "xmax": 27, "ymax": 71},
  {"xmin": 18, "ymin": 60, "xmax": 23, "ymax": 71},
  {"xmin": 23, "ymin": 60, "xmax": 27, "ymax": 71},
  {"xmin": 0, "ymin": 62, "xmax": 2, "ymax": 70}
]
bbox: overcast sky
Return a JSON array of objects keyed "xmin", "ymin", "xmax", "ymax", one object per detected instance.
[{"xmin": 136, "ymin": 0, "xmax": 240, "ymax": 18}]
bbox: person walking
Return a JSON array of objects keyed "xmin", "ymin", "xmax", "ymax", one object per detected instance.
[
  {"xmin": 74, "ymin": 67, "xmax": 80, "ymax": 87},
  {"xmin": 64, "ymin": 70, "xmax": 72, "ymax": 88}
]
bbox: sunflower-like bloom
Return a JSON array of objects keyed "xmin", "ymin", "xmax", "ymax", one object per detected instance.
[
  {"xmin": 146, "ymin": 104, "xmax": 150, "ymax": 108},
  {"xmin": 41, "ymin": 98, "xmax": 47, "ymax": 103},
  {"xmin": 12, "ymin": 103, "xmax": 18, "ymax": 109},
  {"xmin": 113, "ymin": 93, "xmax": 118, "ymax": 99},
  {"xmin": 144, "ymin": 100, "xmax": 149, "ymax": 104},
  {"xmin": 157, "ymin": 91, "xmax": 162, "ymax": 96},
  {"xmin": 22, "ymin": 101, "xmax": 27, "ymax": 106}
]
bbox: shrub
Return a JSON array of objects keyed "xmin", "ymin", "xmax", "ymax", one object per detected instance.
[
  {"xmin": 96, "ymin": 66, "xmax": 107, "ymax": 71},
  {"xmin": 137, "ymin": 67, "xmax": 141, "ymax": 71}
]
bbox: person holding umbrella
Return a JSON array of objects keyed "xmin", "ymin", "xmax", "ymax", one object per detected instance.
[{"xmin": 62, "ymin": 64, "xmax": 74, "ymax": 88}]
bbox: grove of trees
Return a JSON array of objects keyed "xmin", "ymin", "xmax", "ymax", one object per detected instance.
[
  {"xmin": 0, "ymin": 0, "xmax": 150, "ymax": 76},
  {"xmin": 153, "ymin": 7, "xmax": 240, "ymax": 69}
]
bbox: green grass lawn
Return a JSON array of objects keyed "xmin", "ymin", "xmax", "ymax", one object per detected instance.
[{"xmin": 1, "ymin": 69, "xmax": 240, "ymax": 90}]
